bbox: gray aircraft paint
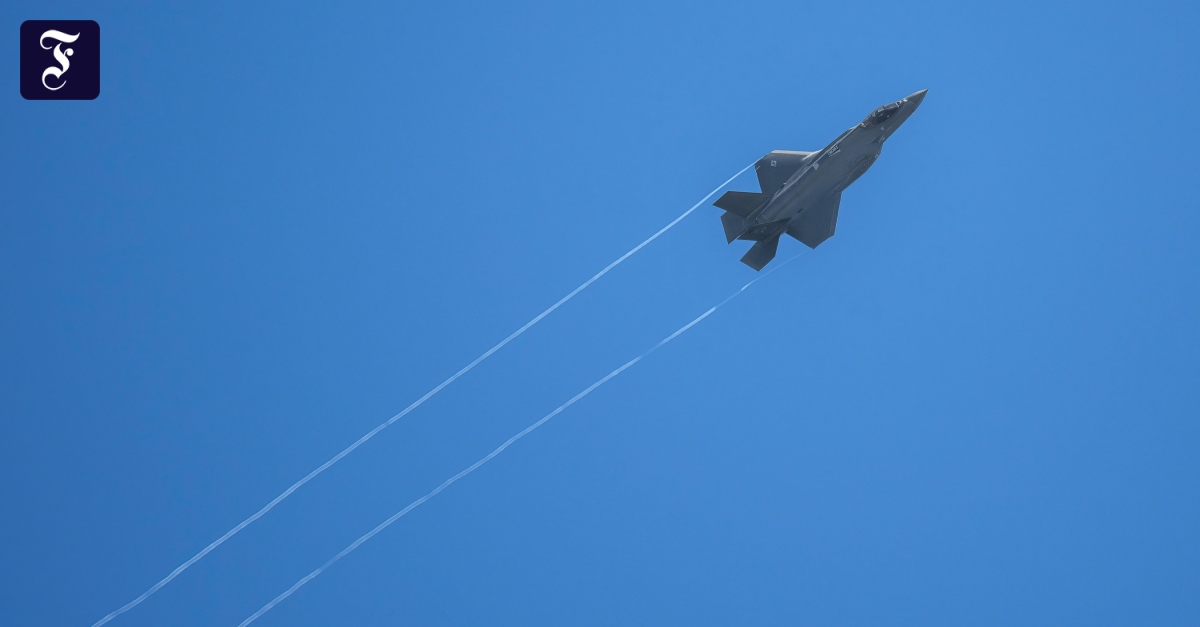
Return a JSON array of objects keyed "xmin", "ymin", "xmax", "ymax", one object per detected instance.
[{"xmin": 715, "ymin": 89, "xmax": 927, "ymax": 270}]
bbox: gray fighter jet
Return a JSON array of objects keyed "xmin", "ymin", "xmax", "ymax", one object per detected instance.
[{"xmin": 715, "ymin": 89, "xmax": 927, "ymax": 270}]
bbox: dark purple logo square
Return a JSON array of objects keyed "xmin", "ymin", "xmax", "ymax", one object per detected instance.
[{"xmin": 21, "ymin": 20, "xmax": 100, "ymax": 100}]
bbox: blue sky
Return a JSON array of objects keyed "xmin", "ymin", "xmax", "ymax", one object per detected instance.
[{"xmin": 2, "ymin": 1, "xmax": 1198, "ymax": 625}]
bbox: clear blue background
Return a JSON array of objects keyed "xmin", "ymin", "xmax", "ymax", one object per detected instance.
[{"xmin": 2, "ymin": 1, "xmax": 1198, "ymax": 625}]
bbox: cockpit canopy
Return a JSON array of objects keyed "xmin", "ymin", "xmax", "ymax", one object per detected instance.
[{"xmin": 861, "ymin": 102, "xmax": 901, "ymax": 128}]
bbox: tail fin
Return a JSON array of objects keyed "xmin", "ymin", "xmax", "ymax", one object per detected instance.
[
  {"xmin": 740, "ymin": 235, "xmax": 780, "ymax": 271},
  {"xmin": 714, "ymin": 191, "xmax": 772, "ymax": 217},
  {"xmin": 720, "ymin": 211, "xmax": 746, "ymax": 243}
]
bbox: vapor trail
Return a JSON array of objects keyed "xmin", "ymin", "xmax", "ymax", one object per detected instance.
[
  {"xmin": 91, "ymin": 163, "xmax": 754, "ymax": 627},
  {"xmin": 238, "ymin": 253, "xmax": 804, "ymax": 626}
]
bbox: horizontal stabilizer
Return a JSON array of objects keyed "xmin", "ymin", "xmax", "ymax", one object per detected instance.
[
  {"xmin": 714, "ymin": 191, "xmax": 772, "ymax": 218},
  {"xmin": 720, "ymin": 211, "xmax": 746, "ymax": 243},
  {"xmin": 740, "ymin": 235, "xmax": 780, "ymax": 271}
]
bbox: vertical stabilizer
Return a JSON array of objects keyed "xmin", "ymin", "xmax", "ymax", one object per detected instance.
[{"xmin": 720, "ymin": 211, "xmax": 746, "ymax": 243}]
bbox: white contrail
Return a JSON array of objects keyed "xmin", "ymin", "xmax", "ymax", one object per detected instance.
[
  {"xmin": 90, "ymin": 163, "xmax": 754, "ymax": 627},
  {"xmin": 238, "ymin": 252, "xmax": 804, "ymax": 626}
]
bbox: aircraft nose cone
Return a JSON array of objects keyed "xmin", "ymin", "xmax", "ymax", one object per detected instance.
[{"xmin": 906, "ymin": 89, "xmax": 928, "ymax": 107}]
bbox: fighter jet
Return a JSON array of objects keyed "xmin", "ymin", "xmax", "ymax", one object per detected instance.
[{"xmin": 715, "ymin": 89, "xmax": 927, "ymax": 270}]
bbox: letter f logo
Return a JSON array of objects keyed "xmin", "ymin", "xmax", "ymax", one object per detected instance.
[
  {"xmin": 21, "ymin": 20, "xmax": 100, "ymax": 100},
  {"xmin": 40, "ymin": 29, "xmax": 81, "ymax": 90}
]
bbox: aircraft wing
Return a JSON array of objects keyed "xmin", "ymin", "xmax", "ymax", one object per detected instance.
[
  {"xmin": 755, "ymin": 150, "xmax": 813, "ymax": 193},
  {"xmin": 786, "ymin": 191, "xmax": 841, "ymax": 249}
]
